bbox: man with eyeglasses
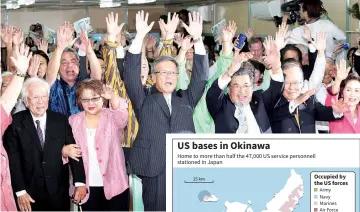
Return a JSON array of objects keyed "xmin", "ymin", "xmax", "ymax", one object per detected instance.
[
  {"xmin": 46, "ymin": 22, "xmax": 102, "ymax": 117},
  {"xmin": 124, "ymin": 11, "xmax": 208, "ymax": 211},
  {"xmin": 269, "ymin": 58, "xmax": 348, "ymax": 133},
  {"xmin": 4, "ymin": 77, "xmax": 87, "ymax": 211}
]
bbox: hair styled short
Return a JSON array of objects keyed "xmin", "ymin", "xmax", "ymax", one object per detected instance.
[
  {"xmin": 231, "ymin": 61, "xmax": 256, "ymax": 84},
  {"xmin": 76, "ymin": 78, "xmax": 104, "ymax": 110}
]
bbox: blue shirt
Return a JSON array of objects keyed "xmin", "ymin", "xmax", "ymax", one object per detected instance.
[{"xmin": 49, "ymin": 77, "xmax": 86, "ymax": 117}]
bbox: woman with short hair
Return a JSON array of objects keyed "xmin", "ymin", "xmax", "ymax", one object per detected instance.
[{"xmin": 68, "ymin": 79, "xmax": 129, "ymax": 211}]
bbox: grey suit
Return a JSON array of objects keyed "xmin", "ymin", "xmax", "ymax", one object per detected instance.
[{"xmin": 124, "ymin": 52, "xmax": 208, "ymax": 211}]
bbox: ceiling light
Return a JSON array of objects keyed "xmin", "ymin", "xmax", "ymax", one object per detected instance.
[
  {"xmin": 18, "ymin": 0, "xmax": 36, "ymax": 6},
  {"xmin": 128, "ymin": 0, "xmax": 156, "ymax": 4},
  {"xmin": 99, "ymin": 2, "xmax": 121, "ymax": 8},
  {"xmin": 6, "ymin": 1, "xmax": 20, "ymax": 9}
]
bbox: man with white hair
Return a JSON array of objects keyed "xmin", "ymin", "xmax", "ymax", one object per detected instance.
[{"xmin": 3, "ymin": 77, "xmax": 87, "ymax": 211}]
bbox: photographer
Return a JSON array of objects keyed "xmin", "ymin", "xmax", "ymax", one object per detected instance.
[{"xmin": 287, "ymin": 0, "xmax": 346, "ymax": 59}]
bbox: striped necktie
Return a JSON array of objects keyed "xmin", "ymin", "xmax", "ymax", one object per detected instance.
[{"xmin": 35, "ymin": 120, "xmax": 45, "ymax": 148}]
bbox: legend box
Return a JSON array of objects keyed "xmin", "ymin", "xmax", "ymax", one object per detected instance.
[{"xmin": 311, "ymin": 171, "xmax": 356, "ymax": 212}]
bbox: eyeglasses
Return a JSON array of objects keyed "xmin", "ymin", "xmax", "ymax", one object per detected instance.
[
  {"xmin": 80, "ymin": 96, "xmax": 101, "ymax": 103},
  {"xmin": 230, "ymin": 84, "xmax": 252, "ymax": 90},
  {"xmin": 27, "ymin": 95, "xmax": 49, "ymax": 102},
  {"xmin": 154, "ymin": 71, "xmax": 179, "ymax": 76},
  {"xmin": 284, "ymin": 81, "xmax": 303, "ymax": 88},
  {"xmin": 60, "ymin": 59, "xmax": 79, "ymax": 66}
]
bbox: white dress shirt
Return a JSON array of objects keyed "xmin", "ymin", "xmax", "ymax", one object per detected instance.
[
  {"xmin": 234, "ymin": 105, "xmax": 261, "ymax": 134},
  {"xmin": 86, "ymin": 128, "xmax": 103, "ymax": 187},
  {"xmin": 164, "ymin": 94, "xmax": 172, "ymax": 114}
]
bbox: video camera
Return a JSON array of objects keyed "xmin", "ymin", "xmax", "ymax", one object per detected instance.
[
  {"xmin": 29, "ymin": 23, "xmax": 42, "ymax": 32},
  {"xmin": 273, "ymin": 0, "xmax": 305, "ymax": 27}
]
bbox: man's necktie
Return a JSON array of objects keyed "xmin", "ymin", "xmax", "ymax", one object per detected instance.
[
  {"xmin": 295, "ymin": 107, "xmax": 300, "ymax": 127},
  {"xmin": 165, "ymin": 96, "xmax": 172, "ymax": 114},
  {"xmin": 237, "ymin": 108, "xmax": 248, "ymax": 134},
  {"xmin": 35, "ymin": 120, "xmax": 44, "ymax": 148}
]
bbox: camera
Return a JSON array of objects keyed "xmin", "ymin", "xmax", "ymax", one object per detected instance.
[
  {"xmin": 273, "ymin": 0, "xmax": 305, "ymax": 27},
  {"xmin": 30, "ymin": 23, "xmax": 42, "ymax": 32}
]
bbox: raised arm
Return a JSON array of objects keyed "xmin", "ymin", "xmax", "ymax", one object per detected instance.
[
  {"xmin": 175, "ymin": 36, "xmax": 193, "ymax": 90},
  {"xmin": 307, "ymin": 32, "xmax": 327, "ymax": 90},
  {"xmin": 103, "ymin": 12, "xmax": 125, "ymax": 95},
  {"xmin": 0, "ymin": 43, "xmax": 32, "ymax": 115},
  {"xmin": 46, "ymin": 22, "xmax": 74, "ymax": 86},
  {"xmin": 79, "ymin": 28, "xmax": 102, "ymax": 80},
  {"xmin": 182, "ymin": 12, "xmax": 208, "ymax": 107},
  {"xmin": 331, "ymin": 59, "xmax": 351, "ymax": 95},
  {"xmin": 124, "ymin": 11, "xmax": 154, "ymax": 114}
]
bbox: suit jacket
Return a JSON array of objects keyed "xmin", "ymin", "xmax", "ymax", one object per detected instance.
[
  {"xmin": 326, "ymin": 94, "xmax": 360, "ymax": 133},
  {"xmin": 206, "ymin": 78, "xmax": 272, "ymax": 133},
  {"xmin": 68, "ymin": 106, "xmax": 129, "ymax": 203},
  {"xmin": 124, "ymin": 52, "xmax": 208, "ymax": 177},
  {"xmin": 3, "ymin": 110, "xmax": 85, "ymax": 206},
  {"xmin": 269, "ymin": 95, "xmax": 340, "ymax": 133}
]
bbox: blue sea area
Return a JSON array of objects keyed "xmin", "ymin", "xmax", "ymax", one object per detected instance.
[{"xmin": 172, "ymin": 168, "xmax": 360, "ymax": 212}]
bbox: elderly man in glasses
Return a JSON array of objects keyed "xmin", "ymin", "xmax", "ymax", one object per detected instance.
[
  {"xmin": 268, "ymin": 58, "xmax": 348, "ymax": 133},
  {"xmin": 124, "ymin": 11, "xmax": 208, "ymax": 211},
  {"xmin": 3, "ymin": 77, "xmax": 87, "ymax": 211}
]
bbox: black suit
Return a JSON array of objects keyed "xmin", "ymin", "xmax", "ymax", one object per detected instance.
[
  {"xmin": 269, "ymin": 95, "xmax": 341, "ymax": 133},
  {"xmin": 124, "ymin": 52, "xmax": 208, "ymax": 211},
  {"xmin": 206, "ymin": 78, "xmax": 272, "ymax": 133},
  {"xmin": 3, "ymin": 110, "xmax": 85, "ymax": 211}
]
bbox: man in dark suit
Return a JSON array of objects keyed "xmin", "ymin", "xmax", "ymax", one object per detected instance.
[
  {"xmin": 123, "ymin": 11, "xmax": 208, "ymax": 211},
  {"xmin": 206, "ymin": 50, "xmax": 285, "ymax": 134},
  {"xmin": 267, "ymin": 58, "xmax": 348, "ymax": 133},
  {"xmin": 4, "ymin": 77, "xmax": 87, "ymax": 211}
]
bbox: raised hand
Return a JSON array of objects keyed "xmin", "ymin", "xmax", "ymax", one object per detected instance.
[
  {"xmin": 275, "ymin": 21, "xmax": 289, "ymax": 50},
  {"xmin": 1, "ymin": 25, "xmax": 13, "ymax": 46},
  {"xmin": 294, "ymin": 88, "xmax": 316, "ymax": 105},
  {"xmin": 228, "ymin": 20, "xmax": 237, "ymax": 38},
  {"xmin": 245, "ymin": 28, "xmax": 254, "ymax": 39},
  {"xmin": 10, "ymin": 43, "xmax": 32, "ymax": 74},
  {"xmin": 222, "ymin": 27, "xmax": 233, "ymax": 43},
  {"xmin": 38, "ymin": 39, "xmax": 49, "ymax": 53},
  {"xmin": 331, "ymin": 98, "xmax": 349, "ymax": 114},
  {"xmin": 228, "ymin": 52, "xmax": 253, "ymax": 75},
  {"xmin": 106, "ymin": 12, "xmax": 125, "ymax": 42},
  {"xmin": 336, "ymin": 59, "xmax": 351, "ymax": 81},
  {"xmin": 12, "ymin": 28, "xmax": 24, "ymax": 46},
  {"xmin": 159, "ymin": 12, "xmax": 179, "ymax": 40},
  {"xmin": 135, "ymin": 10, "xmax": 155, "ymax": 38},
  {"xmin": 101, "ymin": 84, "xmax": 116, "ymax": 100},
  {"xmin": 180, "ymin": 35, "xmax": 194, "ymax": 52},
  {"xmin": 262, "ymin": 36, "xmax": 280, "ymax": 70},
  {"xmin": 311, "ymin": 31, "xmax": 327, "ymax": 52},
  {"xmin": 182, "ymin": 12, "xmax": 203, "ymax": 40},
  {"xmin": 174, "ymin": 33, "xmax": 184, "ymax": 47},
  {"xmin": 56, "ymin": 22, "xmax": 74, "ymax": 50},
  {"xmin": 28, "ymin": 54, "xmax": 40, "ymax": 78}
]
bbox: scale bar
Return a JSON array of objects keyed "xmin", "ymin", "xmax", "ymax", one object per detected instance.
[{"xmin": 184, "ymin": 181, "xmax": 214, "ymax": 183}]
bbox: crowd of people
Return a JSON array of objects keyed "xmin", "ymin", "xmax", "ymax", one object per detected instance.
[{"xmin": 1, "ymin": 0, "xmax": 359, "ymax": 211}]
